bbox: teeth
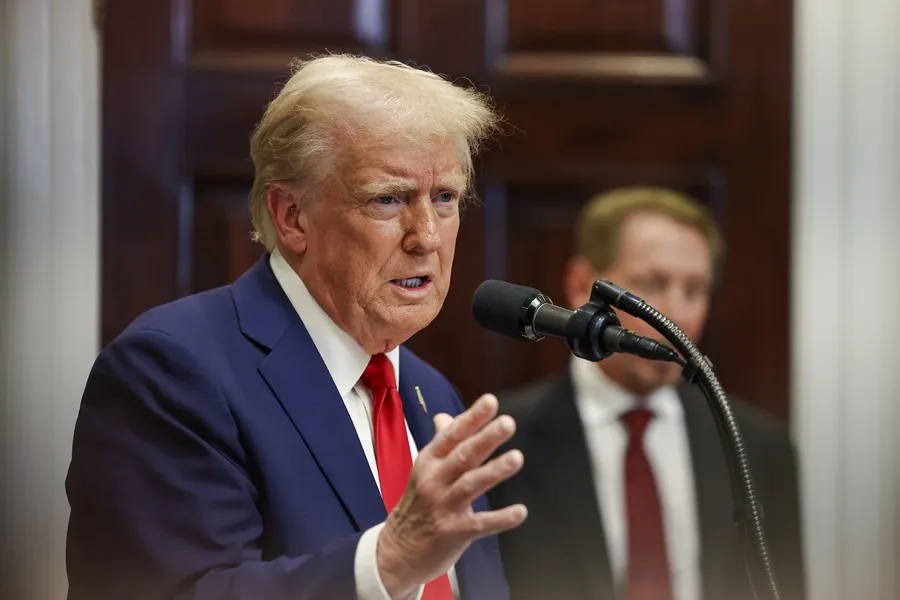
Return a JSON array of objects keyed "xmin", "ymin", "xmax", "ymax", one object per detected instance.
[{"xmin": 396, "ymin": 277, "xmax": 425, "ymax": 288}]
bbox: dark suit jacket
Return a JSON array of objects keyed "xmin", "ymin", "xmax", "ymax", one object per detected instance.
[
  {"xmin": 65, "ymin": 257, "xmax": 508, "ymax": 600},
  {"xmin": 488, "ymin": 371, "xmax": 805, "ymax": 600}
]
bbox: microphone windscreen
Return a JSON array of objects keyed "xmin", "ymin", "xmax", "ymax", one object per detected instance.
[{"xmin": 472, "ymin": 280, "xmax": 543, "ymax": 339}]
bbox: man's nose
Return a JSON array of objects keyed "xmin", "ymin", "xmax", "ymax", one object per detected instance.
[
  {"xmin": 654, "ymin": 288, "xmax": 691, "ymax": 324},
  {"xmin": 403, "ymin": 199, "xmax": 440, "ymax": 253}
]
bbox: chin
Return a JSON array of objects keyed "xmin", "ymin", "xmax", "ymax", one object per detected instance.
[
  {"xmin": 382, "ymin": 305, "xmax": 442, "ymax": 337},
  {"xmin": 619, "ymin": 361, "xmax": 679, "ymax": 395},
  {"xmin": 644, "ymin": 365, "xmax": 682, "ymax": 390}
]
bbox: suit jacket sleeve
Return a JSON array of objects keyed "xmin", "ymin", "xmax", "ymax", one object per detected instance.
[
  {"xmin": 762, "ymin": 426, "xmax": 807, "ymax": 600},
  {"xmin": 66, "ymin": 328, "xmax": 360, "ymax": 600}
]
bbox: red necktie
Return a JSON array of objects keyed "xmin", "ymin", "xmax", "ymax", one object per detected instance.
[
  {"xmin": 621, "ymin": 407, "xmax": 674, "ymax": 600},
  {"xmin": 361, "ymin": 354, "xmax": 454, "ymax": 600}
]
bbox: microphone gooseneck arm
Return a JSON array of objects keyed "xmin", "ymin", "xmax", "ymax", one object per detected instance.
[{"xmin": 591, "ymin": 280, "xmax": 781, "ymax": 600}]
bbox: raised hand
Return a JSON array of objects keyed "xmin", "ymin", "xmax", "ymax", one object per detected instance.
[{"xmin": 376, "ymin": 393, "xmax": 527, "ymax": 598}]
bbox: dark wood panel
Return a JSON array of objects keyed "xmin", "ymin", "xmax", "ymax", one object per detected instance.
[
  {"xmin": 185, "ymin": 70, "xmax": 279, "ymax": 171},
  {"xmin": 715, "ymin": 0, "xmax": 791, "ymax": 420},
  {"xmin": 101, "ymin": 0, "xmax": 186, "ymax": 343},
  {"xmin": 506, "ymin": 0, "xmax": 696, "ymax": 53},
  {"xmin": 487, "ymin": 0, "xmax": 724, "ymax": 83},
  {"xmin": 191, "ymin": 0, "xmax": 389, "ymax": 54},
  {"xmin": 191, "ymin": 178, "xmax": 264, "ymax": 293}
]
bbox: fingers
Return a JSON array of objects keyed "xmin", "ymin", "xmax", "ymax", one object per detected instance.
[
  {"xmin": 444, "ymin": 449, "xmax": 524, "ymax": 508},
  {"xmin": 440, "ymin": 413, "xmax": 516, "ymax": 483},
  {"xmin": 429, "ymin": 394, "xmax": 499, "ymax": 458},
  {"xmin": 433, "ymin": 413, "xmax": 454, "ymax": 433},
  {"xmin": 459, "ymin": 503, "xmax": 528, "ymax": 540}
]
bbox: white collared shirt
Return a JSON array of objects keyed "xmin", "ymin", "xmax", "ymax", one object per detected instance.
[
  {"xmin": 570, "ymin": 356, "xmax": 701, "ymax": 600},
  {"xmin": 269, "ymin": 248, "xmax": 459, "ymax": 600}
]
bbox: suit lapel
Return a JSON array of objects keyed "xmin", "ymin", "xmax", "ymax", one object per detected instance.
[
  {"xmin": 679, "ymin": 382, "xmax": 742, "ymax": 598},
  {"xmin": 532, "ymin": 374, "xmax": 615, "ymax": 597},
  {"xmin": 233, "ymin": 258, "xmax": 386, "ymax": 532},
  {"xmin": 396, "ymin": 350, "xmax": 436, "ymax": 452},
  {"xmin": 258, "ymin": 322, "xmax": 387, "ymax": 531}
]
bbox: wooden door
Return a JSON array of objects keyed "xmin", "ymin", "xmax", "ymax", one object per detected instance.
[{"xmin": 100, "ymin": 0, "xmax": 792, "ymax": 419}]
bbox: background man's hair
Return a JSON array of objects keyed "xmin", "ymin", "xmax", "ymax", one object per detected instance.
[
  {"xmin": 574, "ymin": 186, "xmax": 724, "ymax": 273},
  {"xmin": 248, "ymin": 53, "xmax": 503, "ymax": 250}
]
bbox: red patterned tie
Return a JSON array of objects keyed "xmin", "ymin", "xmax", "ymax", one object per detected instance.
[
  {"xmin": 621, "ymin": 407, "xmax": 674, "ymax": 600},
  {"xmin": 361, "ymin": 354, "xmax": 454, "ymax": 600}
]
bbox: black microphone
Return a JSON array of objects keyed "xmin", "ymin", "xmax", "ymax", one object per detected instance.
[{"xmin": 472, "ymin": 279, "xmax": 682, "ymax": 364}]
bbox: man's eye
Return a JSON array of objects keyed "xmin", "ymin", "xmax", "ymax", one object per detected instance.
[
  {"xmin": 435, "ymin": 192, "xmax": 456, "ymax": 203},
  {"xmin": 633, "ymin": 277, "xmax": 666, "ymax": 293},
  {"xmin": 373, "ymin": 196, "xmax": 398, "ymax": 205}
]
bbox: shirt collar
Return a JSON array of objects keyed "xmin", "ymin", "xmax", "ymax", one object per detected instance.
[
  {"xmin": 569, "ymin": 355, "xmax": 682, "ymax": 426},
  {"xmin": 268, "ymin": 248, "xmax": 400, "ymax": 398}
]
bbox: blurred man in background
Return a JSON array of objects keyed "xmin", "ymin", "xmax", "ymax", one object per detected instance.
[{"xmin": 489, "ymin": 187, "xmax": 805, "ymax": 600}]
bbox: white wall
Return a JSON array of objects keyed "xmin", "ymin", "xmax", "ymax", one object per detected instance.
[
  {"xmin": 792, "ymin": 0, "xmax": 900, "ymax": 599},
  {"xmin": 0, "ymin": 0, "xmax": 100, "ymax": 598}
]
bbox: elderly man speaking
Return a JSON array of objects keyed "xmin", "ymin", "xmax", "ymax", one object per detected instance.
[{"xmin": 65, "ymin": 55, "xmax": 526, "ymax": 600}]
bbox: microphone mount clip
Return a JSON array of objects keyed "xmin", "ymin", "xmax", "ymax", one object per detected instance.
[{"xmin": 564, "ymin": 289, "xmax": 621, "ymax": 362}]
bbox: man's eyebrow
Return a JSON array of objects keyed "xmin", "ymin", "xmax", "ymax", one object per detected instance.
[
  {"xmin": 435, "ymin": 174, "xmax": 467, "ymax": 192},
  {"xmin": 354, "ymin": 177, "xmax": 417, "ymax": 197},
  {"xmin": 351, "ymin": 173, "xmax": 467, "ymax": 197}
]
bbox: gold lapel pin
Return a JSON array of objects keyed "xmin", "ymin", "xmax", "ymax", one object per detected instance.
[{"xmin": 414, "ymin": 386, "xmax": 428, "ymax": 414}]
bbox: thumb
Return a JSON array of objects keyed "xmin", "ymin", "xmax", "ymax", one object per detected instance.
[{"xmin": 433, "ymin": 413, "xmax": 454, "ymax": 432}]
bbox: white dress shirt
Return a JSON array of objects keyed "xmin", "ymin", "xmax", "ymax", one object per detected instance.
[
  {"xmin": 569, "ymin": 356, "xmax": 701, "ymax": 600},
  {"xmin": 269, "ymin": 248, "xmax": 460, "ymax": 600}
]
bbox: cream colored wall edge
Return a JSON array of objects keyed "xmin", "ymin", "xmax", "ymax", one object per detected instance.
[
  {"xmin": 792, "ymin": 0, "xmax": 900, "ymax": 598},
  {"xmin": 1, "ymin": 0, "xmax": 100, "ymax": 598}
]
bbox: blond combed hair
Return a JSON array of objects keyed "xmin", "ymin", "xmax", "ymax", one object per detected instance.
[
  {"xmin": 574, "ymin": 186, "xmax": 724, "ymax": 272},
  {"xmin": 248, "ymin": 53, "xmax": 503, "ymax": 250}
]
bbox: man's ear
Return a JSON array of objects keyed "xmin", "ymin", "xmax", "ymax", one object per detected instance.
[
  {"xmin": 266, "ymin": 184, "xmax": 307, "ymax": 255},
  {"xmin": 562, "ymin": 255, "xmax": 597, "ymax": 310}
]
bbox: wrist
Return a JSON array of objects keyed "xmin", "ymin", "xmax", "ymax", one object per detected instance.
[{"xmin": 376, "ymin": 523, "xmax": 417, "ymax": 600}]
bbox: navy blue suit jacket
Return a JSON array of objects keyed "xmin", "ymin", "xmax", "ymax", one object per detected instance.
[{"xmin": 66, "ymin": 257, "xmax": 508, "ymax": 600}]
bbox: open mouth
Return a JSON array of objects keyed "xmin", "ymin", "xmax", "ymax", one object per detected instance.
[{"xmin": 391, "ymin": 276, "xmax": 431, "ymax": 289}]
